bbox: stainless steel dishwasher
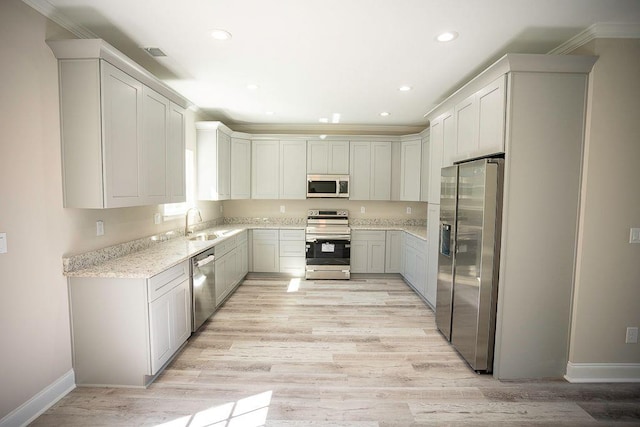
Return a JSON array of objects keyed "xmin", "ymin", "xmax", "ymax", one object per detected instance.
[{"xmin": 190, "ymin": 247, "xmax": 216, "ymax": 332}]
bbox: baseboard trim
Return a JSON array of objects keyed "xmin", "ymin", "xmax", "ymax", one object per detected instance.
[
  {"xmin": 0, "ymin": 369, "xmax": 75, "ymax": 427},
  {"xmin": 565, "ymin": 362, "xmax": 640, "ymax": 383}
]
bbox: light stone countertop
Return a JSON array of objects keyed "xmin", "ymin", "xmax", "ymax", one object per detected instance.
[{"xmin": 65, "ymin": 223, "xmax": 426, "ymax": 279}]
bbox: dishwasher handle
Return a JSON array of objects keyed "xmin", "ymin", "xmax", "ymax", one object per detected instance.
[{"xmin": 195, "ymin": 254, "xmax": 215, "ymax": 268}]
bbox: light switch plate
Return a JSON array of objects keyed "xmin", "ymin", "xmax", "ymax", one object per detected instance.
[
  {"xmin": 630, "ymin": 228, "xmax": 640, "ymax": 244},
  {"xmin": 0, "ymin": 232, "xmax": 7, "ymax": 254},
  {"xmin": 360, "ymin": 206, "xmax": 365, "ymax": 213},
  {"xmin": 154, "ymin": 213, "xmax": 162, "ymax": 224},
  {"xmin": 96, "ymin": 220, "xmax": 104, "ymax": 236},
  {"xmin": 406, "ymin": 207, "xmax": 412, "ymax": 214},
  {"xmin": 280, "ymin": 205, "xmax": 285, "ymax": 213},
  {"xmin": 626, "ymin": 327, "xmax": 639, "ymax": 344}
]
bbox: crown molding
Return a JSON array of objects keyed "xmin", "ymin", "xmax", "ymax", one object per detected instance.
[
  {"xmin": 229, "ymin": 123, "xmax": 427, "ymax": 137},
  {"xmin": 21, "ymin": 0, "xmax": 97, "ymax": 38},
  {"xmin": 549, "ymin": 22, "xmax": 640, "ymax": 55}
]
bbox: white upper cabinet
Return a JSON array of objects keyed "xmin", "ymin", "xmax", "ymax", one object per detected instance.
[
  {"xmin": 279, "ymin": 140, "xmax": 307, "ymax": 199},
  {"xmin": 400, "ymin": 139, "xmax": 422, "ymax": 201},
  {"xmin": 307, "ymin": 140, "xmax": 349, "ymax": 174},
  {"xmin": 441, "ymin": 110, "xmax": 456, "ymax": 167},
  {"xmin": 196, "ymin": 124, "xmax": 231, "ymax": 201},
  {"xmin": 231, "ymin": 137, "xmax": 251, "ymax": 199},
  {"xmin": 428, "ymin": 118, "xmax": 444, "ymax": 204},
  {"xmin": 349, "ymin": 141, "xmax": 391, "ymax": 200},
  {"xmin": 454, "ymin": 93, "xmax": 478, "ymax": 161},
  {"xmin": 420, "ymin": 132, "xmax": 430, "ymax": 202},
  {"xmin": 251, "ymin": 140, "xmax": 280, "ymax": 199},
  {"xmin": 168, "ymin": 103, "xmax": 186, "ymax": 202},
  {"xmin": 477, "ymin": 75, "xmax": 507, "ymax": 156},
  {"xmin": 48, "ymin": 39, "xmax": 189, "ymax": 208}
]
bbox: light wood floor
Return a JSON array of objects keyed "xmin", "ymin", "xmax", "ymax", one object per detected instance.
[{"xmin": 33, "ymin": 276, "xmax": 640, "ymax": 426}]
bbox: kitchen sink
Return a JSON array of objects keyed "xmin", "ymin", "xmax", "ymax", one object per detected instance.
[{"xmin": 187, "ymin": 230, "xmax": 229, "ymax": 241}]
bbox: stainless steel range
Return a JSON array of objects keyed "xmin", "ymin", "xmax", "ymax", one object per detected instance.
[{"xmin": 305, "ymin": 209, "xmax": 351, "ymax": 280}]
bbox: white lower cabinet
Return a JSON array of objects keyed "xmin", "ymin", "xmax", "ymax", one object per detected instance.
[
  {"xmin": 385, "ymin": 230, "xmax": 404, "ymax": 273},
  {"xmin": 351, "ymin": 230, "xmax": 386, "ymax": 273},
  {"xmin": 403, "ymin": 234, "xmax": 428, "ymax": 298},
  {"xmin": 251, "ymin": 229, "xmax": 280, "ymax": 272},
  {"xmin": 279, "ymin": 229, "xmax": 305, "ymax": 275},
  {"xmin": 214, "ymin": 231, "xmax": 248, "ymax": 307},
  {"xmin": 69, "ymin": 261, "xmax": 191, "ymax": 387}
]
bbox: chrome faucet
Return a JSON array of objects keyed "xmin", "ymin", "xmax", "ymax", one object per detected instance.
[{"xmin": 185, "ymin": 207, "xmax": 202, "ymax": 236}]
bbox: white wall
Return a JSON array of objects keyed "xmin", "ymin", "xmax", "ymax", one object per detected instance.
[
  {"xmin": 0, "ymin": 0, "xmax": 220, "ymax": 419},
  {"xmin": 569, "ymin": 39, "xmax": 640, "ymax": 367}
]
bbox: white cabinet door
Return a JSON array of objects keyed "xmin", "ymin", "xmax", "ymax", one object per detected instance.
[
  {"xmin": 215, "ymin": 255, "xmax": 230, "ymax": 306},
  {"xmin": 390, "ymin": 141, "xmax": 402, "ymax": 201},
  {"xmin": 251, "ymin": 140, "xmax": 280, "ymax": 199},
  {"xmin": 149, "ymin": 278, "xmax": 190, "ymax": 375},
  {"xmin": 252, "ymin": 231, "xmax": 280, "ymax": 272},
  {"xmin": 217, "ymin": 131, "xmax": 231, "ymax": 200},
  {"xmin": 428, "ymin": 117, "xmax": 444, "ymax": 204},
  {"xmin": 350, "ymin": 240, "xmax": 368, "ymax": 273},
  {"xmin": 477, "ymin": 74, "xmax": 507, "ymax": 156},
  {"xmin": 280, "ymin": 140, "xmax": 307, "ymax": 199},
  {"xmin": 349, "ymin": 142, "xmax": 371, "ymax": 200},
  {"xmin": 420, "ymin": 133, "xmax": 430, "ymax": 202},
  {"xmin": 307, "ymin": 140, "xmax": 349, "ymax": 174},
  {"xmin": 142, "ymin": 86, "xmax": 169, "ymax": 204},
  {"xmin": 196, "ymin": 127, "xmax": 230, "ymax": 201},
  {"xmin": 385, "ymin": 230, "xmax": 404, "ymax": 274},
  {"xmin": 455, "ymin": 93, "xmax": 479, "ymax": 161},
  {"xmin": 102, "ymin": 61, "xmax": 143, "ymax": 207},
  {"xmin": 149, "ymin": 289, "xmax": 172, "ymax": 374},
  {"xmin": 415, "ymin": 249, "xmax": 427, "ymax": 297},
  {"xmin": 231, "ymin": 137, "xmax": 251, "ymax": 199},
  {"xmin": 400, "ymin": 139, "xmax": 422, "ymax": 201},
  {"xmin": 369, "ymin": 240, "xmax": 386, "ymax": 273},
  {"xmin": 426, "ymin": 204, "xmax": 440, "ymax": 307},
  {"xmin": 370, "ymin": 142, "xmax": 392, "ymax": 200},
  {"xmin": 328, "ymin": 141, "xmax": 350, "ymax": 174},
  {"xmin": 404, "ymin": 245, "xmax": 417, "ymax": 285},
  {"xmin": 168, "ymin": 103, "xmax": 186, "ymax": 202},
  {"xmin": 441, "ymin": 110, "xmax": 456, "ymax": 167}
]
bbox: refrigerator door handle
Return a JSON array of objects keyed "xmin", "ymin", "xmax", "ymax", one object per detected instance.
[{"xmin": 440, "ymin": 223, "xmax": 452, "ymax": 256}]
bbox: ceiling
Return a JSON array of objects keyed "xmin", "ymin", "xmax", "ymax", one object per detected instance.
[{"xmin": 24, "ymin": 0, "xmax": 640, "ymax": 134}]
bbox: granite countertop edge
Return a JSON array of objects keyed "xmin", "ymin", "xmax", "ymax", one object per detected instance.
[{"xmin": 66, "ymin": 223, "xmax": 426, "ymax": 279}]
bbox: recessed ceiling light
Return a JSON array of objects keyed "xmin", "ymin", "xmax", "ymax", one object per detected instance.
[
  {"xmin": 211, "ymin": 29, "xmax": 232, "ymax": 41},
  {"xmin": 265, "ymin": 111, "xmax": 274, "ymax": 115},
  {"xmin": 399, "ymin": 85, "xmax": 412, "ymax": 92},
  {"xmin": 436, "ymin": 31, "xmax": 458, "ymax": 42},
  {"xmin": 247, "ymin": 84, "xmax": 259, "ymax": 90},
  {"xmin": 318, "ymin": 117, "xmax": 329, "ymax": 123},
  {"xmin": 380, "ymin": 112, "xmax": 390, "ymax": 117},
  {"xmin": 319, "ymin": 135, "xmax": 327, "ymax": 140}
]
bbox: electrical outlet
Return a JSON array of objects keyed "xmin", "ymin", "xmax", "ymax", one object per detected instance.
[
  {"xmin": 0, "ymin": 232, "xmax": 7, "ymax": 254},
  {"xmin": 96, "ymin": 220, "xmax": 104, "ymax": 236},
  {"xmin": 220, "ymin": 205, "xmax": 223, "ymax": 213},
  {"xmin": 406, "ymin": 206, "xmax": 412, "ymax": 214},
  {"xmin": 626, "ymin": 327, "xmax": 638, "ymax": 344},
  {"xmin": 360, "ymin": 206, "xmax": 365, "ymax": 213},
  {"xmin": 630, "ymin": 228, "xmax": 640, "ymax": 244},
  {"xmin": 280, "ymin": 205, "xmax": 285, "ymax": 213},
  {"xmin": 154, "ymin": 213, "xmax": 162, "ymax": 225}
]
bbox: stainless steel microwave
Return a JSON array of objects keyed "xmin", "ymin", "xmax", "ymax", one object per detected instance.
[{"xmin": 307, "ymin": 175, "xmax": 349, "ymax": 198}]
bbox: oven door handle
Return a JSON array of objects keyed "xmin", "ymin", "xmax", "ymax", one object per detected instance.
[{"xmin": 306, "ymin": 234, "xmax": 351, "ymax": 242}]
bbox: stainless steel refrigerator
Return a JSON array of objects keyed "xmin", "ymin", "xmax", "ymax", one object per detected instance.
[{"xmin": 435, "ymin": 157, "xmax": 504, "ymax": 372}]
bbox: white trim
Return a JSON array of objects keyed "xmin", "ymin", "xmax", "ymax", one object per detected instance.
[
  {"xmin": 20, "ymin": 0, "xmax": 97, "ymax": 39},
  {"xmin": 0, "ymin": 370, "xmax": 75, "ymax": 427},
  {"xmin": 549, "ymin": 22, "xmax": 640, "ymax": 55},
  {"xmin": 564, "ymin": 362, "xmax": 640, "ymax": 383}
]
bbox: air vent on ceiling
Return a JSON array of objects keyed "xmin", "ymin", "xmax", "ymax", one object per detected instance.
[{"xmin": 143, "ymin": 47, "xmax": 167, "ymax": 57}]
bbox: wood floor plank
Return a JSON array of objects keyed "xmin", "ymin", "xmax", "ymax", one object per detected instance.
[{"xmin": 31, "ymin": 276, "xmax": 640, "ymax": 426}]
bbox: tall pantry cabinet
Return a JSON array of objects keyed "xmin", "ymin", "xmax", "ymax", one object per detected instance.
[{"xmin": 425, "ymin": 53, "xmax": 597, "ymax": 380}]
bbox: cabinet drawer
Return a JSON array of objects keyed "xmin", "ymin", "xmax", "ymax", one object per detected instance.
[
  {"xmin": 148, "ymin": 261, "xmax": 189, "ymax": 302},
  {"xmin": 252, "ymin": 229, "xmax": 278, "ymax": 240},
  {"xmin": 280, "ymin": 240, "xmax": 305, "ymax": 257},
  {"xmin": 279, "ymin": 257, "xmax": 305, "ymax": 274},
  {"xmin": 279, "ymin": 229, "xmax": 304, "ymax": 241},
  {"xmin": 215, "ymin": 236, "xmax": 237, "ymax": 258},
  {"xmin": 351, "ymin": 230, "xmax": 386, "ymax": 242}
]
